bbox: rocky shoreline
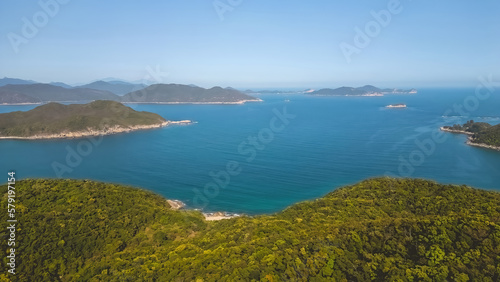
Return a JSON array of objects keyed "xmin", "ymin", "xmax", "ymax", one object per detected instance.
[
  {"xmin": 0, "ymin": 120, "xmax": 193, "ymax": 140},
  {"xmin": 166, "ymin": 199, "xmax": 241, "ymax": 221},
  {"xmin": 440, "ymin": 127, "xmax": 500, "ymax": 151},
  {"xmin": 466, "ymin": 138, "xmax": 500, "ymax": 151},
  {"xmin": 439, "ymin": 127, "xmax": 474, "ymax": 135}
]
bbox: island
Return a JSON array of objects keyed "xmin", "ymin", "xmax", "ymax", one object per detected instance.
[
  {"xmin": 0, "ymin": 78, "xmax": 261, "ymax": 104},
  {"xmin": 386, "ymin": 103, "xmax": 407, "ymax": 108},
  {"xmin": 121, "ymin": 84, "xmax": 261, "ymax": 104},
  {"xmin": 0, "ymin": 100, "xmax": 192, "ymax": 140},
  {"xmin": 1, "ymin": 177, "xmax": 499, "ymax": 281},
  {"xmin": 441, "ymin": 120, "xmax": 500, "ymax": 150},
  {"xmin": 308, "ymin": 85, "xmax": 417, "ymax": 96}
]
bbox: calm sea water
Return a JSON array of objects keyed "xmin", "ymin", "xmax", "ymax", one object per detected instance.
[{"xmin": 1, "ymin": 88, "xmax": 499, "ymax": 214}]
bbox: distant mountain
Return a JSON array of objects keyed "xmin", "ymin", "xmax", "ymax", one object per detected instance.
[
  {"xmin": 0, "ymin": 84, "xmax": 120, "ymax": 104},
  {"xmin": 0, "ymin": 77, "xmax": 38, "ymax": 87},
  {"xmin": 77, "ymin": 81, "xmax": 147, "ymax": 96},
  {"xmin": 309, "ymin": 85, "xmax": 417, "ymax": 96},
  {"xmin": 122, "ymin": 84, "xmax": 260, "ymax": 104},
  {"xmin": 0, "ymin": 100, "xmax": 166, "ymax": 139},
  {"xmin": 49, "ymin": 82, "xmax": 73, "ymax": 88},
  {"xmin": 0, "ymin": 91, "xmax": 39, "ymax": 104}
]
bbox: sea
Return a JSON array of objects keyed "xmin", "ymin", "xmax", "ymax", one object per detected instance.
[{"xmin": 1, "ymin": 88, "xmax": 499, "ymax": 215}]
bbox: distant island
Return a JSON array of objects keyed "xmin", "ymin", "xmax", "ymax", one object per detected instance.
[
  {"xmin": 0, "ymin": 100, "xmax": 191, "ymax": 140},
  {"xmin": 308, "ymin": 85, "xmax": 417, "ymax": 96},
  {"xmin": 0, "ymin": 78, "xmax": 260, "ymax": 105},
  {"xmin": 441, "ymin": 120, "xmax": 500, "ymax": 150},
  {"xmin": 386, "ymin": 103, "xmax": 407, "ymax": 108},
  {"xmin": 122, "ymin": 84, "xmax": 261, "ymax": 104},
  {"xmin": 2, "ymin": 178, "xmax": 499, "ymax": 280}
]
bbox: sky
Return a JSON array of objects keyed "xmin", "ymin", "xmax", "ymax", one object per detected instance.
[{"xmin": 0, "ymin": 0, "xmax": 499, "ymax": 88}]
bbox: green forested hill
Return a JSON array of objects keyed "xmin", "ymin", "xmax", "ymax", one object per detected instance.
[
  {"xmin": 474, "ymin": 124, "xmax": 500, "ymax": 147},
  {"xmin": 443, "ymin": 120, "xmax": 500, "ymax": 147},
  {"xmin": 1, "ymin": 178, "xmax": 499, "ymax": 281},
  {"xmin": 0, "ymin": 100, "xmax": 166, "ymax": 138}
]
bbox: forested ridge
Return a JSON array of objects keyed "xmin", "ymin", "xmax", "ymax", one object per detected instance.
[{"xmin": 1, "ymin": 178, "xmax": 500, "ymax": 281}]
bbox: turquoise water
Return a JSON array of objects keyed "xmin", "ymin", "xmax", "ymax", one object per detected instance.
[{"xmin": 1, "ymin": 88, "xmax": 499, "ymax": 214}]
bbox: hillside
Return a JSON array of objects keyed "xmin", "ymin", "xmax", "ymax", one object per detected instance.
[
  {"xmin": 1, "ymin": 178, "xmax": 499, "ymax": 281},
  {"xmin": 442, "ymin": 120, "xmax": 500, "ymax": 149},
  {"xmin": 122, "ymin": 83, "xmax": 260, "ymax": 104},
  {"xmin": 474, "ymin": 123, "xmax": 500, "ymax": 147},
  {"xmin": 309, "ymin": 85, "xmax": 417, "ymax": 96},
  {"xmin": 0, "ymin": 90, "xmax": 39, "ymax": 104},
  {"xmin": 0, "ymin": 100, "xmax": 167, "ymax": 139},
  {"xmin": 77, "ymin": 80, "xmax": 147, "ymax": 96},
  {"xmin": 0, "ymin": 84, "xmax": 120, "ymax": 104}
]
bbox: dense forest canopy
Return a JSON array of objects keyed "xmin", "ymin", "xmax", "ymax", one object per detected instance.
[{"xmin": 1, "ymin": 178, "xmax": 500, "ymax": 281}]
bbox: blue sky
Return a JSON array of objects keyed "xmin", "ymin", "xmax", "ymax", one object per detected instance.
[{"xmin": 0, "ymin": 0, "xmax": 499, "ymax": 88}]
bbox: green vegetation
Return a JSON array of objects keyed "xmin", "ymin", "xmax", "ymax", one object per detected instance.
[
  {"xmin": 474, "ymin": 124, "xmax": 500, "ymax": 147},
  {"xmin": 0, "ymin": 100, "xmax": 166, "ymax": 138},
  {"xmin": 443, "ymin": 120, "xmax": 500, "ymax": 147},
  {"xmin": 443, "ymin": 120, "xmax": 492, "ymax": 134},
  {"xmin": 0, "ymin": 84, "xmax": 120, "ymax": 104},
  {"xmin": 2, "ymin": 178, "xmax": 500, "ymax": 281},
  {"xmin": 121, "ymin": 84, "xmax": 259, "ymax": 103}
]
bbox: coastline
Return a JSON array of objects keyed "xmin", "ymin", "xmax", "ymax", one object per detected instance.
[
  {"xmin": 0, "ymin": 99, "xmax": 263, "ymax": 106},
  {"xmin": 166, "ymin": 199, "xmax": 241, "ymax": 221},
  {"xmin": 440, "ymin": 127, "xmax": 500, "ymax": 151},
  {"xmin": 466, "ymin": 138, "xmax": 500, "ymax": 151},
  {"xmin": 439, "ymin": 127, "xmax": 473, "ymax": 135},
  {"xmin": 0, "ymin": 120, "xmax": 194, "ymax": 140},
  {"xmin": 203, "ymin": 211, "xmax": 241, "ymax": 221},
  {"xmin": 122, "ymin": 99, "xmax": 263, "ymax": 105}
]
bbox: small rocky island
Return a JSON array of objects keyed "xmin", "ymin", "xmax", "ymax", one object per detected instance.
[
  {"xmin": 0, "ymin": 100, "xmax": 191, "ymax": 140},
  {"xmin": 441, "ymin": 120, "xmax": 500, "ymax": 150},
  {"xmin": 386, "ymin": 103, "xmax": 407, "ymax": 108}
]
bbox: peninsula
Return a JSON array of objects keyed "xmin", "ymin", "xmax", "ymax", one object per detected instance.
[
  {"xmin": 441, "ymin": 120, "xmax": 500, "ymax": 150},
  {"xmin": 0, "ymin": 100, "xmax": 190, "ymax": 140}
]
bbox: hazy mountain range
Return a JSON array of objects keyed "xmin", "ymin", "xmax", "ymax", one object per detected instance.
[
  {"xmin": 0, "ymin": 78, "xmax": 258, "ymax": 104},
  {"xmin": 0, "ymin": 78, "xmax": 416, "ymax": 104},
  {"xmin": 0, "ymin": 77, "xmax": 147, "ymax": 96}
]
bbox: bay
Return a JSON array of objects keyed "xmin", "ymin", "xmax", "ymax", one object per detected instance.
[{"xmin": 1, "ymin": 88, "xmax": 499, "ymax": 215}]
